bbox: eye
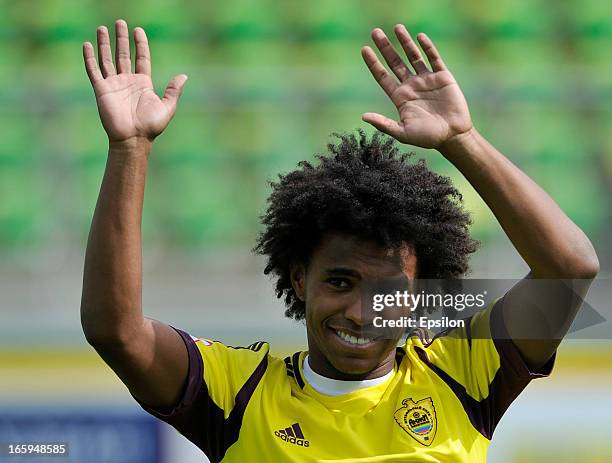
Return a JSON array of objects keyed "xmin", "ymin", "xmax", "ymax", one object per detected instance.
[{"xmin": 326, "ymin": 278, "xmax": 351, "ymax": 290}]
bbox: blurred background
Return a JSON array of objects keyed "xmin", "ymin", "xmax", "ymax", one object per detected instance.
[{"xmin": 0, "ymin": 0, "xmax": 611, "ymax": 461}]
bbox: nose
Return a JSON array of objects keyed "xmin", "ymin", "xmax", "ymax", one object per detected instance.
[{"xmin": 343, "ymin": 293, "xmax": 375, "ymax": 327}]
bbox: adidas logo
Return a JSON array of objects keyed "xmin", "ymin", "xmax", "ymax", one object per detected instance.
[{"xmin": 274, "ymin": 423, "xmax": 310, "ymax": 447}]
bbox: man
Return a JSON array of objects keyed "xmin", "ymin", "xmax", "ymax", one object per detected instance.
[{"xmin": 81, "ymin": 19, "xmax": 599, "ymax": 462}]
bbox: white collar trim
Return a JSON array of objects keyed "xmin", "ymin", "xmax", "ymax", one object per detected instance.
[{"xmin": 302, "ymin": 355, "xmax": 394, "ymax": 396}]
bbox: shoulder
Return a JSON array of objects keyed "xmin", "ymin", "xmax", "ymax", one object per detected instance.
[
  {"xmin": 403, "ymin": 298, "xmax": 497, "ymax": 353},
  {"xmin": 402, "ymin": 301, "xmax": 501, "ymax": 396},
  {"xmin": 188, "ymin": 335, "xmax": 272, "ymax": 378}
]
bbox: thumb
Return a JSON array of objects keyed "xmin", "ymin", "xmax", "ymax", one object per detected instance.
[
  {"xmin": 362, "ymin": 113, "xmax": 404, "ymax": 140},
  {"xmin": 162, "ymin": 74, "xmax": 188, "ymax": 116}
]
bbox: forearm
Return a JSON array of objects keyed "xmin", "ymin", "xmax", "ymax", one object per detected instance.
[
  {"xmin": 81, "ymin": 137, "xmax": 152, "ymax": 344},
  {"xmin": 439, "ymin": 129, "xmax": 599, "ymax": 279}
]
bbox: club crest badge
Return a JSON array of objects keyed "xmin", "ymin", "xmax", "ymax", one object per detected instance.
[{"xmin": 394, "ymin": 397, "xmax": 437, "ymax": 446}]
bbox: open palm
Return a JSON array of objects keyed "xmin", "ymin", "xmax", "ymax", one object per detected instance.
[
  {"xmin": 362, "ymin": 25, "xmax": 473, "ymax": 149},
  {"xmin": 83, "ymin": 20, "xmax": 187, "ymax": 143}
]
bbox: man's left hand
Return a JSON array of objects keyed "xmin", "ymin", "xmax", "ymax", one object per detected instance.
[{"xmin": 362, "ymin": 25, "xmax": 473, "ymax": 150}]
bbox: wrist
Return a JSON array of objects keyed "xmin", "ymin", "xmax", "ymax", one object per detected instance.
[
  {"xmin": 108, "ymin": 136, "xmax": 153, "ymax": 155},
  {"xmin": 437, "ymin": 127, "xmax": 479, "ymax": 160}
]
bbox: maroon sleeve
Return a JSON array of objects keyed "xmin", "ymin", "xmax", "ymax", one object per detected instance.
[
  {"xmin": 490, "ymin": 297, "xmax": 556, "ymax": 379},
  {"xmin": 134, "ymin": 327, "xmax": 205, "ymax": 419},
  {"xmin": 487, "ymin": 298, "xmax": 556, "ymax": 434},
  {"xmin": 131, "ymin": 327, "xmax": 268, "ymax": 462},
  {"xmin": 131, "ymin": 327, "xmax": 223, "ymax": 457}
]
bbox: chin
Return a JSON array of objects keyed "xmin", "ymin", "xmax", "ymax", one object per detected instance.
[{"xmin": 328, "ymin": 351, "xmax": 386, "ymax": 378}]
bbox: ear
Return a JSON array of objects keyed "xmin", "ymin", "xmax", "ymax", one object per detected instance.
[{"xmin": 290, "ymin": 263, "xmax": 306, "ymax": 301}]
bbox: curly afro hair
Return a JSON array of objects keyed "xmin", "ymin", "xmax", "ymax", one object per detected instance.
[{"xmin": 254, "ymin": 130, "xmax": 479, "ymax": 320}]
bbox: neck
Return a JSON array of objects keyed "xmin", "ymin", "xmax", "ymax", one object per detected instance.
[{"xmin": 306, "ymin": 349, "xmax": 396, "ymax": 380}]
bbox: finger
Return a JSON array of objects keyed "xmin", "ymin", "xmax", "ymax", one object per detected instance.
[
  {"xmin": 83, "ymin": 42, "xmax": 103, "ymax": 84},
  {"xmin": 134, "ymin": 27, "xmax": 151, "ymax": 75},
  {"xmin": 371, "ymin": 28, "xmax": 412, "ymax": 81},
  {"xmin": 361, "ymin": 46, "xmax": 399, "ymax": 98},
  {"xmin": 115, "ymin": 19, "xmax": 131, "ymax": 73},
  {"xmin": 162, "ymin": 74, "xmax": 188, "ymax": 117},
  {"xmin": 362, "ymin": 113, "xmax": 404, "ymax": 140},
  {"xmin": 416, "ymin": 32, "xmax": 448, "ymax": 72},
  {"xmin": 394, "ymin": 24, "xmax": 429, "ymax": 75},
  {"xmin": 96, "ymin": 26, "xmax": 116, "ymax": 77}
]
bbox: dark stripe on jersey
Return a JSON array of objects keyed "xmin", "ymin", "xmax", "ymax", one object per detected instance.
[
  {"xmin": 415, "ymin": 298, "xmax": 555, "ymax": 440},
  {"xmin": 220, "ymin": 354, "xmax": 268, "ymax": 461},
  {"xmin": 414, "ymin": 345, "xmax": 494, "ymax": 439},
  {"xmin": 284, "ymin": 356, "xmax": 294, "ymax": 374},
  {"xmin": 285, "ymin": 355, "xmax": 296, "ymax": 380},
  {"xmin": 230, "ymin": 341, "xmax": 265, "ymax": 352},
  {"xmin": 250, "ymin": 341, "xmax": 264, "ymax": 352},
  {"xmin": 291, "ymin": 352, "xmax": 306, "ymax": 389},
  {"xmin": 395, "ymin": 346, "xmax": 406, "ymax": 367},
  {"xmin": 464, "ymin": 315, "xmax": 473, "ymax": 349}
]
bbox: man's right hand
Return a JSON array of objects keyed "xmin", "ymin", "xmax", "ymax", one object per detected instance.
[
  {"xmin": 81, "ymin": 19, "xmax": 190, "ymax": 411},
  {"xmin": 83, "ymin": 19, "xmax": 187, "ymax": 144}
]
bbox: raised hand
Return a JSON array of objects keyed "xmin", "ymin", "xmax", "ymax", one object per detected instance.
[
  {"xmin": 361, "ymin": 25, "xmax": 473, "ymax": 149},
  {"xmin": 83, "ymin": 20, "xmax": 187, "ymax": 144}
]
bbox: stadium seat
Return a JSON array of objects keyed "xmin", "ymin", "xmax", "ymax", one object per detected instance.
[
  {"xmin": 296, "ymin": 0, "xmax": 370, "ymax": 40},
  {"xmin": 212, "ymin": 0, "xmax": 282, "ymax": 41},
  {"xmin": 457, "ymin": 0, "xmax": 554, "ymax": 38},
  {"xmin": 88, "ymin": 0, "xmax": 198, "ymax": 39},
  {"xmin": 0, "ymin": 165, "xmax": 50, "ymax": 248},
  {"xmin": 361, "ymin": 0, "xmax": 463, "ymax": 39},
  {"xmin": 151, "ymin": 161, "xmax": 253, "ymax": 245},
  {"xmin": 0, "ymin": 0, "xmax": 607, "ymax": 255},
  {"xmin": 7, "ymin": 0, "xmax": 91, "ymax": 39},
  {"xmin": 567, "ymin": 0, "xmax": 612, "ymax": 38},
  {"xmin": 529, "ymin": 160, "xmax": 604, "ymax": 234},
  {"xmin": 0, "ymin": 112, "xmax": 35, "ymax": 166}
]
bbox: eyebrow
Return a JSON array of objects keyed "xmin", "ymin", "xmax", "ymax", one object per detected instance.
[{"xmin": 322, "ymin": 267, "xmax": 361, "ymax": 278}]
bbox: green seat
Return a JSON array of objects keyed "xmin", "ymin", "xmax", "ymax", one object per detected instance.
[
  {"xmin": 35, "ymin": 42, "xmax": 98, "ymax": 115},
  {"xmin": 361, "ymin": 0, "xmax": 463, "ymax": 39},
  {"xmin": 0, "ymin": 43, "xmax": 24, "ymax": 91},
  {"xmin": 7, "ymin": 0, "xmax": 93, "ymax": 40},
  {"xmin": 154, "ymin": 110, "xmax": 221, "ymax": 167},
  {"xmin": 212, "ymin": 0, "xmax": 282, "ymax": 41},
  {"xmin": 529, "ymin": 161, "xmax": 604, "ymax": 235},
  {"xmin": 0, "ymin": 166, "xmax": 50, "ymax": 248},
  {"xmin": 151, "ymin": 161, "xmax": 251, "ymax": 246},
  {"xmin": 457, "ymin": 0, "xmax": 553, "ymax": 38},
  {"xmin": 429, "ymin": 39, "xmax": 472, "ymax": 76},
  {"xmin": 571, "ymin": 34, "xmax": 612, "ymax": 72},
  {"xmin": 92, "ymin": 0, "xmax": 196, "ymax": 38},
  {"xmin": 0, "ymin": 112, "xmax": 36, "ymax": 166},
  {"xmin": 482, "ymin": 104, "xmax": 582, "ymax": 165},
  {"xmin": 568, "ymin": 0, "xmax": 612, "ymax": 37},
  {"xmin": 297, "ymin": 0, "xmax": 370, "ymax": 40},
  {"xmin": 478, "ymin": 39, "xmax": 564, "ymax": 107}
]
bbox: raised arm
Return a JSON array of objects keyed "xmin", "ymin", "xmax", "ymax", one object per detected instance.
[
  {"xmin": 361, "ymin": 25, "xmax": 599, "ymax": 368},
  {"xmin": 80, "ymin": 19, "xmax": 189, "ymax": 408}
]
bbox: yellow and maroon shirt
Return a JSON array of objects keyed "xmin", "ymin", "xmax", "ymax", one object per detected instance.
[{"xmin": 137, "ymin": 299, "xmax": 555, "ymax": 462}]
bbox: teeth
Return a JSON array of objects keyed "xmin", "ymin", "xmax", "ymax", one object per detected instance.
[{"xmin": 335, "ymin": 330, "xmax": 373, "ymax": 345}]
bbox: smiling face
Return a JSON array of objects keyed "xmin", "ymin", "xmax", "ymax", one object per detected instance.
[{"xmin": 290, "ymin": 233, "xmax": 418, "ymax": 380}]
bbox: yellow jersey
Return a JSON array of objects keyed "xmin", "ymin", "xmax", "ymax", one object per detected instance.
[{"xmin": 136, "ymin": 300, "xmax": 555, "ymax": 462}]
